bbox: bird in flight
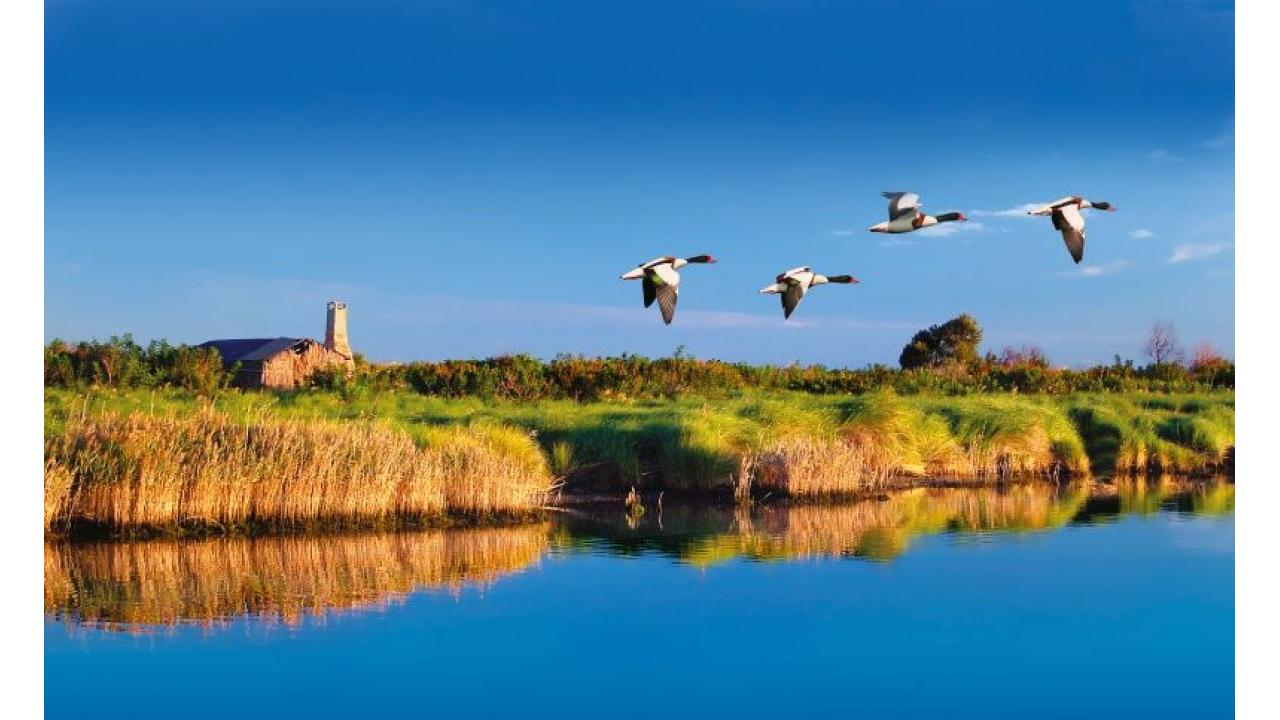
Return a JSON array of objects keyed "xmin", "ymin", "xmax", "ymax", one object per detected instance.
[
  {"xmin": 1026, "ymin": 196, "xmax": 1116, "ymax": 263},
  {"xmin": 759, "ymin": 266, "xmax": 858, "ymax": 320},
  {"xmin": 619, "ymin": 255, "xmax": 717, "ymax": 324},
  {"xmin": 868, "ymin": 191, "xmax": 967, "ymax": 234}
]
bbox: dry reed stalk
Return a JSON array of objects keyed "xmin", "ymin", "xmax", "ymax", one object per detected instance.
[
  {"xmin": 44, "ymin": 458, "xmax": 74, "ymax": 530},
  {"xmin": 962, "ymin": 425, "xmax": 1054, "ymax": 478},
  {"xmin": 750, "ymin": 436, "xmax": 892, "ymax": 497},
  {"xmin": 44, "ymin": 523, "xmax": 550, "ymax": 630},
  {"xmin": 45, "ymin": 410, "xmax": 552, "ymax": 531}
]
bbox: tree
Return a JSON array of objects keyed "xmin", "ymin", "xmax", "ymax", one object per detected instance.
[
  {"xmin": 899, "ymin": 314, "xmax": 983, "ymax": 370},
  {"xmin": 1143, "ymin": 322, "xmax": 1185, "ymax": 366},
  {"xmin": 1190, "ymin": 342, "xmax": 1229, "ymax": 370},
  {"xmin": 997, "ymin": 345, "xmax": 1049, "ymax": 368}
]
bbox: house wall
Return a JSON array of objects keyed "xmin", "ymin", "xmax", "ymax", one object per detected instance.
[
  {"xmin": 234, "ymin": 363, "xmax": 266, "ymax": 389},
  {"xmin": 258, "ymin": 342, "xmax": 351, "ymax": 389}
]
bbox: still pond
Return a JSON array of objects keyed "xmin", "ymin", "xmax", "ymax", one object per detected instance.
[{"xmin": 46, "ymin": 480, "xmax": 1234, "ymax": 719}]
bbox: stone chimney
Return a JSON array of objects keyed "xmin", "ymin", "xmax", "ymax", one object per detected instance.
[{"xmin": 324, "ymin": 301, "xmax": 352, "ymax": 359}]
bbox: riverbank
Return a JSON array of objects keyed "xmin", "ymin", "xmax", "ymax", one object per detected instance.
[{"xmin": 44, "ymin": 388, "xmax": 1233, "ymax": 533}]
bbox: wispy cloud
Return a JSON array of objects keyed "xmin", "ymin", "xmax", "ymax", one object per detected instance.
[
  {"xmin": 917, "ymin": 220, "xmax": 988, "ymax": 237},
  {"xmin": 1129, "ymin": 228, "xmax": 1155, "ymax": 239},
  {"xmin": 969, "ymin": 203, "xmax": 1040, "ymax": 218},
  {"xmin": 877, "ymin": 237, "xmax": 919, "ymax": 248},
  {"xmin": 184, "ymin": 270, "xmax": 920, "ymax": 339},
  {"xmin": 1203, "ymin": 129, "xmax": 1234, "ymax": 149},
  {"xmin": 1145, "ymin": 149, "xmax": 1181, "ymax": 162},
  {"xmin": 1061, "ymin": 259, "xmax": 1128, "ymax": 278},
  {"xmin": 830, "ymin": 229, "xmax": 857, "ymax": 237},
  {"xmin": 1169, "ymin": 242, "xmax": 1228, "ymax": 263}
]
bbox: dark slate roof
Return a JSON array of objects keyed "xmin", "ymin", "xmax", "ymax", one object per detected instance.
[{"xmin": 197, "ymin": 337, "xmax": 313, "ymax": 366}]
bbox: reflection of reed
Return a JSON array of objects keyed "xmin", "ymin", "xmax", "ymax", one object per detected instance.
[
  {"xmin": 1089, "ymin": 476, "xmax": 1235, "ymax": 517},
  {"xmin": 681, "ymin": 484, "xmax": 1091, "ymax": 566},
  {"xmin": 45, "ymin": 524, "xmax": 549, "ymax": 630}
]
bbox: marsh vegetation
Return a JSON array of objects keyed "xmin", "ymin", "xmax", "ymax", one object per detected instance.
[{"xmin": 45, "ymin": 387, "xmax": 1232, "ymax": 533}]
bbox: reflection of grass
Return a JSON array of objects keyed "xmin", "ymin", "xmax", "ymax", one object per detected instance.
[
  {"xmin": 664, "ymin": 484, "xmax": 1093, "ymax": 567},
  {"xmin": 1192, "ymin": 482, "xmax": 1236, "ymax": 515},
  {"xmin": 46, "ymin": 389, "xmax": 1233, "ymax": 507},
  {"xmin": 562, "ymin": 480, "xmax": 1230, "ymax": 568},
  {"xmin": 45, "ymin": 524, "xmax": 549, "ymax": 630},
  {"xmin": 1109, "ymin": 476, "xmax": 1237, "ymax": 516}
]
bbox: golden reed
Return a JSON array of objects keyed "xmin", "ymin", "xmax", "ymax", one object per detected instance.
[
  {"xmin": 45, "ymin": 524, "xmax": 549, "ymax": 630},
  {"xmin": 748, "ymin": 430, "xmax": 1059, "ymax": 498},
  {"xmin": 45, "ymin": 409, "xmax": 553, "ymax": 532}
]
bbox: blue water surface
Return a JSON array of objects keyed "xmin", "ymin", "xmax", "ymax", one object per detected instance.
[{"xmin": 45, "ymin": 492, "xmax": 1233, "ymax": 719}]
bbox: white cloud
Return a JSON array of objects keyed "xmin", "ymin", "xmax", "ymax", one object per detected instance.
[
  {"xmin": 1169, "ymin": 242, "xmax": 1228, "ymax": 264},
  {"xmin": 969, "ymin": 203, "xmax": 1041, "ymax": 218},
  {"xmin": 917, "ymin": 220, "xmax": 987, "ymax": 237},
  {"xmin": 1129, "ymin": 228, "xmax": 1155, "ymax": 239},
  {"xmin": 878, "ymin": 237, "xmax": 919, "ymax": 248},
  {"xmin": 1145, "ymin": 149, "xmax": 1181, "ymax": 162},
  {"xmin": 830, "ymin": 229, "xmax": 856, "ymax": 236},
  {"xmin": 1062, "ymin": 259, "xmax": 1128, "ymax": 279},
  {"xmin": 1203, "ymin": 129, "xmax": 1234, "ymax": 149}
]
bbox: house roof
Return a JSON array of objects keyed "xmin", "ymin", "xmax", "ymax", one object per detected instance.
[{"xmin": 197, "ymin": 337, "xmax": 314, "ymax": 366}]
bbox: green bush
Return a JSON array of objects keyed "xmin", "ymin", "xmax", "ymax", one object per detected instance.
[{"xmin": 44, "ymin": 336, "xmax": 233, "ymax": 394}]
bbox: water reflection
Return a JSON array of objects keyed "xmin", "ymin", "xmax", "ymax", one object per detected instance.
[
  {"xmin": 46, "ymin": 480, "xmax": 1232, "ymax": 630},
  {"xmin": 44, "ymin": 524, "xmax": 550, "ymax": 631},
  {"xmin": 556, "ymin": 483, "xmax": 1095, "ymax": 565}
]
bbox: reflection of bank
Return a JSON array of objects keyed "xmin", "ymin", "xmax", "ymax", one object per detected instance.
[
  {"xmin": 556, "ymin": 484, "xmax": 1091, "ymax": 566},
  {"xmin": 45, "ymin": 524, "xmax": 550, "ymax": 631},
  {"xmin": 554, "ymin": 480, "xmax": 1233, "ymax": 567},
  {"xmin": 46, "ymin": 480, "xmax": 1233, "ymax": 631},
  {"xmin": 1075, "ymin": 476, "xmax": 1235, "ymax": 521}
]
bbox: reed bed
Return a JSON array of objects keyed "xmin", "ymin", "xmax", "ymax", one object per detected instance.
[
  {"xmin": 45, "ymin": 524, "xmax": 549, "ymax": 630},
  {"xmin": 45, "ymin": 407, "xmax": 552, "ymax": 532},
  {"xmin": 45, "ymin": 388, "xmax": 1233, "ymax": 507},
  {"xmin": 1066, "ymin": 394, "xmax": 1234, "ymax": 475}
]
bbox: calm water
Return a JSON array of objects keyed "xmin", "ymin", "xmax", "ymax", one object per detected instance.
[{"xmin": 45, "ymin": 481, "xmax": 1234, "ymax": 719}]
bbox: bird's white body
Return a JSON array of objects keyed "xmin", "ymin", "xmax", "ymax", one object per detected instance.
[
  {"xmin": 760, "ymin": 266, "xmax": 858, "ymax": 319},
  {"xmin": 619, "ymin": 254, "xmax": 716, "ymax": 324},
  {"xmin": 869, "ymin": 214, "xmax": 941, "ymax": 234},
  {"xmin": 868, "ymin": 191, "xmax": 965, "ymax": 234},
  {"xmin": 1027, "ymin": 196, "xmax": 1116, "ymax": 264}
]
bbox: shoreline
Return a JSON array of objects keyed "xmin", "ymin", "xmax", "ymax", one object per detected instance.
[
  {"xmin": 47, "ymin": 473, "xmax": 1233, "ymax": 542},
  {"xmin": 44, "ymin": 387, "xmax": 1234, "ymax": 537}
]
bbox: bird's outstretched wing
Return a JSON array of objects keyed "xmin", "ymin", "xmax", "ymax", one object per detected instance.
[
  {"xmin": 642, "ymin": 276, "xmax": 657, "ymax": 307},
  {"xmin": 1028, "ymin": 196, "xmax": 1079, "ymax": 216},
  {"xmin": 782, "ymin": 283, "xmax": 805, "ymax": 319},
  {"xmin": 1052, "ymin": 205, "xmax": 1086, "ymax": 263},
  {"xmin": 883, "ymin": 192, "xmax": 921, "ymax": 221},
  {"xmin": 656, "ymin": 284, "xmax": 679, "ymax": 324}
]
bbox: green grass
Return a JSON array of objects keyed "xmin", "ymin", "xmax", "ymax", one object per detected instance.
[{"xmin": 46, "ymin": 387, "xmax": 1234, "ymax": 502}]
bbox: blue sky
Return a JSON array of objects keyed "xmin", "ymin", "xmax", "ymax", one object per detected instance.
[{"xmin": 45, "ymin": 0, "xmax": 1235, "ymax": 367}]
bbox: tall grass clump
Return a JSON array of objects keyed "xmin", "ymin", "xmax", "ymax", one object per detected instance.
[
  {"xmin": 916, "ymin": 396, "xmax": 1088, "ymax": 477},
  {"xmin": 45, "ymin": 407, "xmax": 553, "ymax": 533},
  {"xmin": 1066, "ymin": 394, "xmax": 1233, "ymax": 474}
]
